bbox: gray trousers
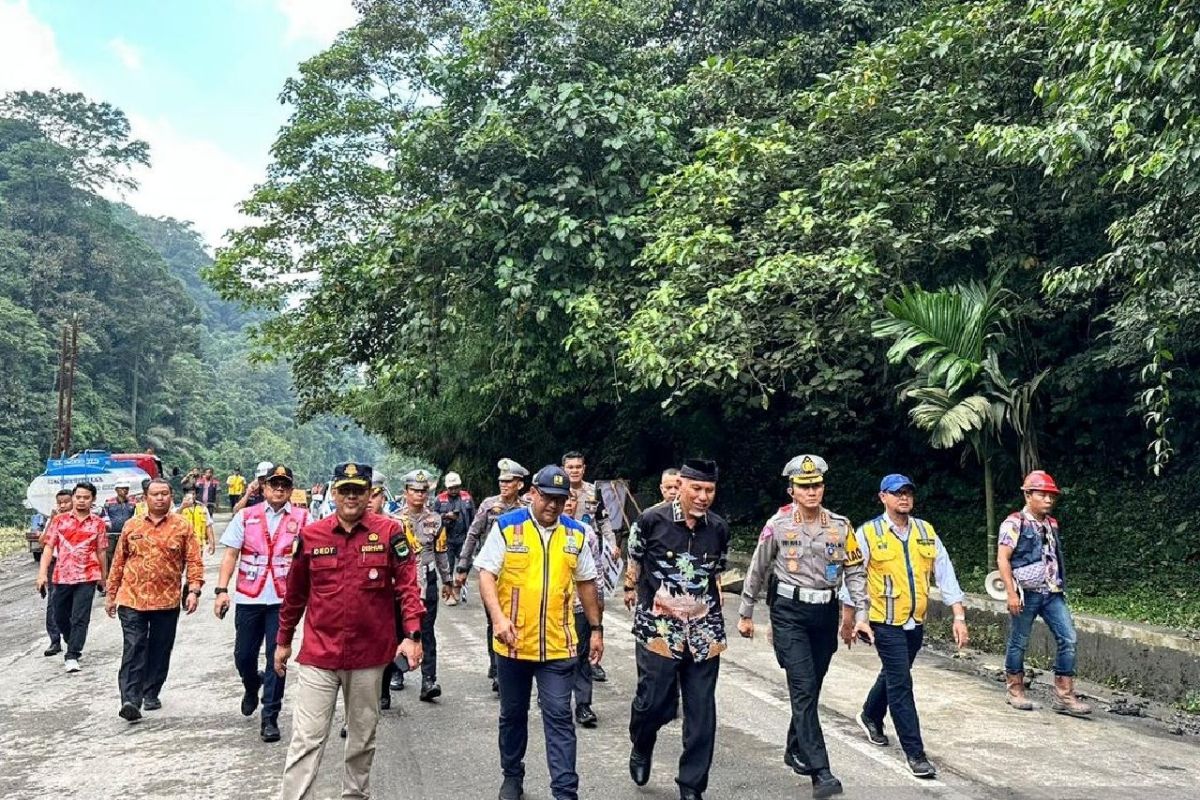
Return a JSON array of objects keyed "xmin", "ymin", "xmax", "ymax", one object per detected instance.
[{"xmin": 278, "ymin": 663, "xmax": 386, "ymax": 800}]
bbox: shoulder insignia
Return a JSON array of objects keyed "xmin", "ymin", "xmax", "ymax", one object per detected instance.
[
  {"xmin": 759, "ymin": 524, "xmax": 774, "ymax": 542},
  {"xmin": 392, "ymin": 536, "xmax": 410, "ymax": 558}
]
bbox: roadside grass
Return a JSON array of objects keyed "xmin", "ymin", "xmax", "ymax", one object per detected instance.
[{"xmin": 0, "ymin": 526, "xmax": 28, "ymax": 558}]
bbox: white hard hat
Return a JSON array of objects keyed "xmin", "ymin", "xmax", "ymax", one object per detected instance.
[
  {"xmin": 444, "ymin": 471, "xmax": 462, "ymax": 488},
  {"xmin": 114, "ymin": 480, "xmax": 131, "ymax": 489},
  {"xmin": 255, "ymin": 461, "xmax": 274, "ymax": 477}
]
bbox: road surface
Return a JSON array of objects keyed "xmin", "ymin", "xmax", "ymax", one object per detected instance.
[{"xmin": 0, "ymin": 517, "xmax": 1195, "ymax": 800}]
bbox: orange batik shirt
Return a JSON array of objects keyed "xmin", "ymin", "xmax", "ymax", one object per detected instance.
[{"xmin": 107, "ymin": 512, "xmax": 205, "ymax": 611}]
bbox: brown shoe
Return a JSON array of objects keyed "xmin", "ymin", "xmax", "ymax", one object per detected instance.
[
  {"xmin": 1052, "ymin": 675, "xmax": 1092, "ymax": 716},
  {"xmin": 1006, "ymin": 672, "xmax": 1034, "ymax": 710}
]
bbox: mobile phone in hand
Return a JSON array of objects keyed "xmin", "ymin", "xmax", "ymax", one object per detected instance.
[{"xmin": 856, "ymin": 630, "xmax": 873, "ymax": 646}]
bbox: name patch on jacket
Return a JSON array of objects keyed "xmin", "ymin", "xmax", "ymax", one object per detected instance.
[
  {"xmin": 563, "ymin": 541, "xmax": 581, "ymax": 555},
  {"xmin": 506, "ymin": 544, "xmax": 530, "ymax": 554},
  {"xmin": 360, "ymin": 544, "xmax": 385, "ymax": 553},
  {"xmin": 312, "ymin": 546, "xmax": 337, "ymax": 556}
]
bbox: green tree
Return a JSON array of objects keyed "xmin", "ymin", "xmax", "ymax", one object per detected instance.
[{"xmin": 873, "ymin": 280, "xmax": 1047, "ymax": 570}]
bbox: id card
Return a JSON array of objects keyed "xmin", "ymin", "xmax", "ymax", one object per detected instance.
[{"xmin": 824, "ymin": 563, "xmax": 840, "ymax": 583}]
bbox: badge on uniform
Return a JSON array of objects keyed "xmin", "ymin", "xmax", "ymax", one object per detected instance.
[
  {"xmin": 368, "ymin": 568, "xmax": 379, "ymax": 580},
  {"xmin": 824, "ymin": 563, "xmax": 840, "ymax": 582},
  {"xmin": 368, "ymin": 533, "xmax": 379, "ymax": 542},
  {"xmin": 312, "ymin": 546, "xmax": 337, "ymax": 556},
  {"xmin": 787, "ymin": 559, "xmax": 800, "ymax": 573},
  {"xmin": 287, "ymin": 520, "xmax": 298, "ymax": 533},
  {"xmin": 393, "ymin": 539, "xmax": 409, "ymax": 558}
]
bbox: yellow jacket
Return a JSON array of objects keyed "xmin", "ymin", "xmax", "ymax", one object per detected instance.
[{"xmin": 492, "ymin": 508, "xmax": 585, "ymax": 661}]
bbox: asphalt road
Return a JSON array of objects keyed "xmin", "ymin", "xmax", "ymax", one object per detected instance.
[{"xmin": 0, "ymin": 519, "xmax": 1196, "ymax": 800}]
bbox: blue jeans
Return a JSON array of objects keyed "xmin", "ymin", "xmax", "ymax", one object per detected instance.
[
  {"xmin": 1004, "ymin": 590, "xmax": 1078, "ymax": 676},
  {"xmin": 863, "ymin": 623, "xmax": 925, "ymax": 758},
  {"xmin": 497, "ymin": 655, "xmax": 577, "ymax": 800},
  {"xmin": 234, "ymin": 603, "xmax": 284, "ymax": 719}
]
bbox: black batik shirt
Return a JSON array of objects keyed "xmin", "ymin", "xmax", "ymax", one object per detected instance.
[{"xmin": 627, "ymin": 500, "xmax": 730, "ymax": 661}]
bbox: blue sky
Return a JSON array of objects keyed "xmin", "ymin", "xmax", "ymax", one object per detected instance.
[{"xmin": 0, "ymin": 0, "xmax": 359, "ymax": 246}]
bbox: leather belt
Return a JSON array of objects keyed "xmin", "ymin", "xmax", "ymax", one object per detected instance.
[{"xmin": 775, "ymin": 584, "xmax": 833, "ymax": 604}]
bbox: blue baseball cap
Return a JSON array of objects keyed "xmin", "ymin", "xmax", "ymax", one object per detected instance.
[
  {"xmin": 880, "ymin": 474, "xmax": 916, "ymax": 493},
  {"xmin": 531, "ymin": 465, "xmax": 572, "ymax": 497}
]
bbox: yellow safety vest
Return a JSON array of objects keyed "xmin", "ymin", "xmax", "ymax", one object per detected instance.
[
  {"xmin": 860, "ymin": 517, "xmax": 938, "ymax": 625},
  {"xmin": 181, "ymin": 505, "xmax": 208, "ymax": 544},
  {"xmin": 492, "ymin": 508, "xmax": 584, "ymax": 662}
]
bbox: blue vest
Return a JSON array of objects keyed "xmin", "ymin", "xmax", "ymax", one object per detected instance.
[{"xmin": 1007, "ymin": 512, "xmax": 1066, "ymax": 588}]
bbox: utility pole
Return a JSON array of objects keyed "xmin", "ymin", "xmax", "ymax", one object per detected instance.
[{"xmin": 52, "ymin": 315, "xmax": 79, "ymax": 458}]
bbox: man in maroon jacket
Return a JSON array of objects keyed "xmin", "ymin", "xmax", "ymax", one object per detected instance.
[{"xmin": 275, "ymin": 462, "xmax": 426, "ymax": 800}]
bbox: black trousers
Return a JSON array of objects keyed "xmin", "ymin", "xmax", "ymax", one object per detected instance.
[
  {"xmin": 52, "ymin": 582, "xmax": 97, "ymax": 660},
  {"xmin": 863, "ymin": 623, "xmax": 926, "ymax": 758},
  {"xmin": 234, "ymin": 603, "xmax": 284, "ymax": 720},
  {"xmin": 629, "ymin": 644, "xmax": 719, "ymax": 794},
  {"xmin": 44, "ymin": 558, "xmax": 60, "ymax": 644},
  {"xmin": 117, "ymin": 607, "xmax": 180, "ymax": 705},
  {"xmin": 422, "ymin": 570, "xmax": 439, "ymax": 682},
  {"xmin": 573, "ymin": 611, "xmax": 593, "ymax": 705},
  {"xmin": 497, "ymin": 656, "xmax": 578, "ymax": 799},
  {"xmin": 770, "ymin": 596, "xmax": 839, "ymax": 773}
]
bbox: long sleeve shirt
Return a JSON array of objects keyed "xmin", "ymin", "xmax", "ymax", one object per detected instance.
[
  {"xmin": 107, "ymin": 512, "xmax": 204, "ymax": 610},
  {"xmin": 277, "ymin": 511, "xmax": 426, "ymax": 670}
]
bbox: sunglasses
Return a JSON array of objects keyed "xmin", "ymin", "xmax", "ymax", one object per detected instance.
[{"xmin": 886, "ymin": 489, "xmax": 915, "ymax": 497}]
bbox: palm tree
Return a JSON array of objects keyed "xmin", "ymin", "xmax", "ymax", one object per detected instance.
[{"xmin": 872, "ymin": 279, "xmax": 1047, "ymax": 571}]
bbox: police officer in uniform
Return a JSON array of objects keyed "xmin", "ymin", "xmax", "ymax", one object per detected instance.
[
  {"xmin": 274, "ymin": 463, "xmax": 426, "ymax": 800},
  {"xmin": 396, "ymin": 469, "xmax": 452, "ymax": 701},
  {"xmin": 738, "ymin": 455, "xmax": 866, "ymax": 799},
  {"xmin": 455, "ymin": 458, "xmax": 529, "ymax": 691}
]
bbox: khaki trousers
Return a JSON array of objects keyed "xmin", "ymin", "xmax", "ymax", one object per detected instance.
[{"xmin": 278, "ymin": 663, "xmax": 386, "ymax": 800}]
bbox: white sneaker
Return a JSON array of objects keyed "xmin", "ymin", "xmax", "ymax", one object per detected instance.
[{"xmin": 64, "ymin": 659, "xmax": 81, "ymax": 673}]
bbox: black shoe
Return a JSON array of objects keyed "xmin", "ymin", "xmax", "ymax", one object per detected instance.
[
  {"xmin": 261, "ymin": 719, "xmax": 281, "ymax": 742},
  {"xmin": 487, "ymin": 665, "xmax": 497, "ymax": 680},
  {"xmin": 390, "ymin": 672, "xmax": 405, "ymax": 691},
  {"xmin": 811, "ymin": 768, "xmax": 843, "ymax": 799},
  {"xmin": 907, "ymin": 754, "xmax": 937, "ymax": 779},
  {"xmin": 44, "ymin": 644, "xmax": 62, "ymax": 657},
  {"xmin": 857, "ymin": 712, "xmax": 888, "ymax": 747},
  {"xmin": 784, "ymin": 750, "xmax": 809, "ymax": 775},
  {"xmin": 679, "ymin": 788, "xmax": 703, "ymax": 800},
  {"xmin": 380, "ymin": 692, "xmax": 391, "ymax": 711},
  {"xmin": 339, "ymin": 725, "xmax": 347, "ymax": 739},
  {"xmin": 118, "ymin": 702, "xmax": 142, "ymax": 722},
  {"xmin": 629, "ymin": 749, "xmax": 651, "ymax": 786},
  {"xmin": 491, "ymin": 678, "xmax": 499, "ymax": 693},
  {"xmin": 419, "ymin": 680, "xmax": 442, "ymax": 702},
  {"xmin": 591, "ymin": 663, "xmax": 607, "ymax": 682},
  {"xmin": 575, "ymin": 704, "xmax": 598, "ymax": 728},
  {"xmin": 142, "ymin": 697, "xmax": 162, "ymax": 711},
  {"xmin": 498, "ymin": 776, "xmax": 524, "ymax": 800},
  {"xmin": 241, "ymin": 677, "xmax": 261, "ymax": 717}
]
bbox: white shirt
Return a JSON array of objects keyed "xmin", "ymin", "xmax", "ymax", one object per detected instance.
[
  {"xmin": 220, "ymin": 502, "xmax": 296, "ymax": 605},
  {"xmin": 474, "ymin": 515, "xmax": 598, "ymax": 582}
]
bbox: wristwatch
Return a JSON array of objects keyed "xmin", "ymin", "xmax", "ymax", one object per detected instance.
[
  {"xmin": 591, "ymin": 624, "xmax": 604, "ymax": 633},
  {"xmin": 623, "ymin": 585, "xmax": 636, "ymax": 592},
  {"xmin": 405, "ymin": 630, "xmax": 423, "ymax": 642},
  {"xmin": 188, "ymin": 589, "xmax": 202, "ymax": 597},
  {"xmin": 213, "ymin": 587, "xmax": 229, "ymax": 595}
]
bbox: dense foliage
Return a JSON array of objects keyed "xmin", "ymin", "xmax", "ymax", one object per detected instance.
[
  {"xmin": 206, "ymin": 0, "xmax": 1198, "ymax": 623},
  {"xmin": 0, "ymin": 90, "xmax": 395, "ymax": 523}
]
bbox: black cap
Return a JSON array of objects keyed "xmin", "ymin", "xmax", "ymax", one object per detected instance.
[
  {"xmin": 531, "ymin": 465, "xmax": 571, "ymax": 497},
  {"xmin": 265, "ymin": 464, "xmax": 295, "ymax": 485},
  {"xmin": 332, "ymin": 462, "xmax": 372, "ymax": 488},
  {"xmin": 679, "ymin": 458, "xmax": 719, "ymax": 482}
]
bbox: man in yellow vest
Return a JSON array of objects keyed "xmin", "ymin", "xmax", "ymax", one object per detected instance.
[
  {"xmin": 475, "ymin": 465, "xmax": 604, "ymax": 800},
  {"xmin": 179, "ymin": 490, "xmax": 215, "ymax": 557},
  {"xmin": 842, "ymin": 473, "xmax": 969, "ymax": 780}
]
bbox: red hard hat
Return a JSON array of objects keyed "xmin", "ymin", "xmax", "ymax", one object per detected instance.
[{"xmin": 1021, "ymin": 470, "xmax": 1060, "ymax": 494}]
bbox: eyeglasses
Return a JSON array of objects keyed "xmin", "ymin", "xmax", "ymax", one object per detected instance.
[{"xmin": 886, "ymin": 489, "xmax": 915, "ymax": 497}]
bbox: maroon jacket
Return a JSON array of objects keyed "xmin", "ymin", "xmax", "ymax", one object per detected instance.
[{"xmin": 277, "ymin": 511, "xmax": 425, "ymax": 670}]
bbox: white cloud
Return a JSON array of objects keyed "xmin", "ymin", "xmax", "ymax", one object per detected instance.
[
  {"xmin": 0, "ymin": 0, "xmax": 78, "ymax": 93},
  {"xmin": 123, "ymin": 114, "xmax": 262, "ymax": 250},
  {"xmin": 275, "ymin": 0, "xmax": 358, "ymax": 44},
  {"xmin": 0, "ymin": 1, "xmax": 260, "ymax": 249},
  {"xmin": 107, "ymin": 37, "xmax": 143, "ymax": 72}
]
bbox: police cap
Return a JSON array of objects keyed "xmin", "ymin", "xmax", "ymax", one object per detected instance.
[{"xmin": 783, "ymin": 454, "xmax": 827, "ymax": 486}]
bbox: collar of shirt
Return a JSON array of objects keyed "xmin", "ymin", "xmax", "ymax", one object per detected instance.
[
  {"xmin": 670, "ymin": 499, "xmax": 708, "ymax": 528},
  {"xmin": 883, "ymin": 514, "xmax": 911, "ymax": 538},
  {"xmin": 1019, "ymin": 508, "xmax": 1051, "ymax": 530},
  {"xmin": 262, "ymin": 502, "xmax": 293, "ymax": 518}
]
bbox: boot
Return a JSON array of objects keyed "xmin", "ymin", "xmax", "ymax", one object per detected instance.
[
  {"xmin": 1005, "ymin": 672, "xmax": 1034, "ymax": 710},
  {"xmin": 1052, "ymin": 675, "xmax": 1092, "ymax": 717}
]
